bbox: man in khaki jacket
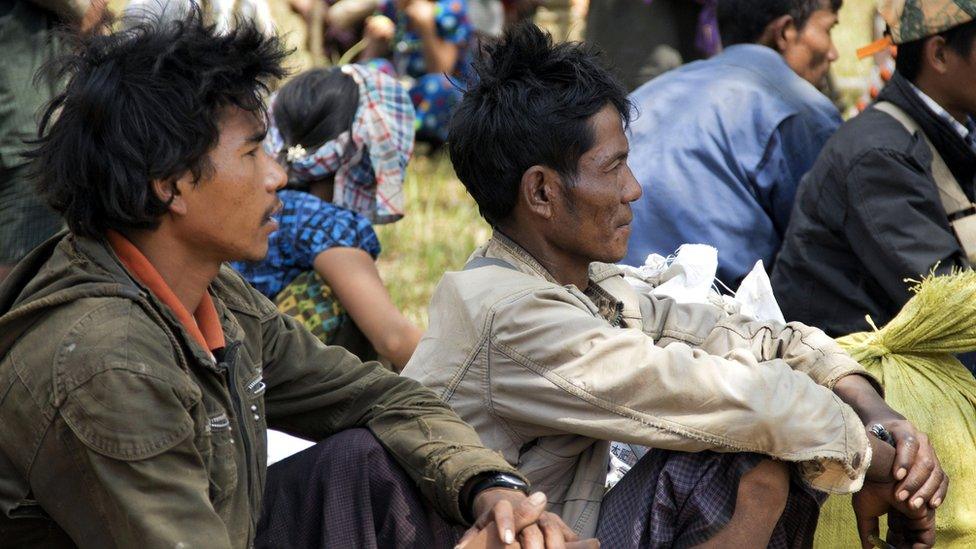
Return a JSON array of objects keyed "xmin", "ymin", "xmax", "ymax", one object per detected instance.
[
  {"xmin": 0, "ymin": 12, "xmax": 592, "ymax": 548},
  {"xmin": 403, "ymin": 22, "xmax": 948, "ymax": 548}
]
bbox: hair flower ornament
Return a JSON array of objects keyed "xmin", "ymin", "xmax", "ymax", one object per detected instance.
[{"xmin": 286, "ymin": 144, "xmax": 307, "ymax": 162}]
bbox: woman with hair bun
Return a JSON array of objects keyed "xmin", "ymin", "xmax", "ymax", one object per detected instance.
[{"xmin": 233, "ymin": 63, "xmax": 422, "ymax": 371}]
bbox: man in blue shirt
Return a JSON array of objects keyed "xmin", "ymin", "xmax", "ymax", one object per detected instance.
[{"xmin": 623, "ymin": 0, "xmax": 843, "ymax": 286}]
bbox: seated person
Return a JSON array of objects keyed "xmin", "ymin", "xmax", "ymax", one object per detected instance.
[
  {"xmin": 621, "ymin": 0, "xmax": 843, "ymax": 287},
  {"xmin": 0, "ymin": 12, "xmax": 590, "ymax": 548},
  {"xmin": 772, "ymin": 1, "xmax": 976, "ymax": 343},
  {"xmin": 232, "ymin": 63, "xmax": 422, "ymax": 371},
  {"xmin": 286, "ymin": 0, "xmax": 380, "ymax": 59},
  {"xmin": 402, "ymin": 23, "xmax": 948, "ymax": 548},
  {"xmin": 361, "ymin": 0, "xmax": 473, "ymax": 143}
]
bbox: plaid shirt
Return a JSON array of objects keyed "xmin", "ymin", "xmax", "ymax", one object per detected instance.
[
  {"xmin": 908, "ymin": 80, "xmax": 976, "ymax": 152},
  {"xmin": 231, "ymin": 190, "xmax": 380, "ymax": 298}
]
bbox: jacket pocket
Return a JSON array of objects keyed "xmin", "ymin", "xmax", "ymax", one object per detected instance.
[{"xmin": 204, "ymin": 411, "xmax": 239, "ymax": 504}]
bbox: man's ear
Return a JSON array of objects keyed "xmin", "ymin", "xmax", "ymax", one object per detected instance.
[
  {"xmin": 151, "ymin": 172, "xmax": 193, "ymax": 216},
  {"xmin": 760, "ymin": 14, "xmax": 797, "ymax": 54},
  {"xmin": 923, "ymin": 35, "xmax": 951, "ymax": 75},
  {"xmin": 519, "ymin": 165, "xmax": 564, "ymax": 221}
]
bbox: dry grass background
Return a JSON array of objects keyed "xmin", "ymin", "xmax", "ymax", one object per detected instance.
[{"xmin": 373, "ymin": 152, "xmax": 489, "ymax": 327}]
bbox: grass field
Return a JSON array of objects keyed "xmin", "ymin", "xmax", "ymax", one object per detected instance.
[{"xmin": 373, "ymin": 152, "xmax": 489, "ymax": 327}]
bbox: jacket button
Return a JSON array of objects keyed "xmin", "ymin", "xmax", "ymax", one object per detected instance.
[
  {"xmin": 250, "ymin": 404, "xmax": 258, "ymax": 412},
  {"xmin": 852, "ymin": 452, "xmax": 862, "ymax": 469},
  {"xmin": 253, "ymin": 414, "xmax": 260, "ymax": 421}
]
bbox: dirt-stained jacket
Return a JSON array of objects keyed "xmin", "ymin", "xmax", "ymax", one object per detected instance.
[
  {"xmin": 403, "ymin": 232, "xmax": 876, "ymax": 538},
  {"xmin": 0, "ymin": 233, "xmax": 523, "ymax": 548}
]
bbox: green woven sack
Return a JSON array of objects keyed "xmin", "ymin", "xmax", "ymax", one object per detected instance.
[{"xmin": 814, "ymin": 272, "xmax": 976, "ymax": 547}]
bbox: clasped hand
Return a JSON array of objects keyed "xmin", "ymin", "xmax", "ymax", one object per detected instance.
[
  {"xmin": 456, "ymin": 489, "xmax": 599, "ymax": 549},
  {"xmin": 853, "ymin": 418, "xmax": 948, "ymax": 548}
]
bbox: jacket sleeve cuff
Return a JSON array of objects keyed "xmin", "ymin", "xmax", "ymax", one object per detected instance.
[
  {"xmin": 427, "ymin": 448, "xmax": 529, "ymax": 525},
  {"xmin": 797, "ymin": 403, "xmax": 871, "ymax": 494},
  {"xmin": 820, "ymin": 355, "xmax": 884, "ymax": 397}
]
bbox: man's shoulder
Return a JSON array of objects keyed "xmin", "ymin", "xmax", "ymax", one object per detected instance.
[
  {"xmin": 211, "ymin": 263, "xmax": 279, "ymax": 320},
  {"xmin": 817, "ymin": 106, "xmax": 920, "ymax": 174},
  {"xmin": 630, "ymin": 51, "xmax": 821, "ymax": 143},
  {"xmin": 434, "ymin": 263, "xmax": 554, "ymax": 314},
  {"xmin": 1, "ymin": 294, "xmax": 198, "ymax": 457},
  {"xmin": 834, "ymin": 105, "xmax": 917, "ymax": 147},
  {"xmin": 7, "ymin": 296, "xmax": 184, "ymax": 388}
]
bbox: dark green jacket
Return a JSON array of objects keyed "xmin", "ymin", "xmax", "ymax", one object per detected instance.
[{"xmin": 0, "ymin": 233, "xmax": 521, "ymax": 548}]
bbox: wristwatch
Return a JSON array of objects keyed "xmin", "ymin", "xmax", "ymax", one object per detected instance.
[
  {"xmin": 460, "ymin": 472, "xmax": 530, "ymax": 523},
  {"xmin": 868, "ymin": 423, "xmax": 896, "ymax": 447}
]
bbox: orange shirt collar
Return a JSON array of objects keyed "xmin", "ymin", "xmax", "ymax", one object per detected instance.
[{"xmin": 106, "ymin": 230, "xmax": 226, "ymax": 353}]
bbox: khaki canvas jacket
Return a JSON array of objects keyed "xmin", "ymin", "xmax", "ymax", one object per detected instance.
[
  {"xmin": 403, "ymin": 232, "xmax": 876, "ymax": 538},
  {"xmin": 0, "ymin": 233, "xmax": 523, "ymax": 548}
]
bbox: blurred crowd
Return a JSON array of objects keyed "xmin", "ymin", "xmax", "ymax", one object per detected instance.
[{"xmin": 1, "ymin": 0, "xmax": 975, "ymax": 547}]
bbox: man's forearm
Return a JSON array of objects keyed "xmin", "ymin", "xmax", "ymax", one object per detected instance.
[
  {"xmin": 417, "ymin": 26, "xmax": 457, "ymax": 74},
  {"xmin": 833, "ymin": 373, "xmax": 901, "ymax": 424}
]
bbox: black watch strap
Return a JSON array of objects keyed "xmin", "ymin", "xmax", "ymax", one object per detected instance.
[{"xmin": 460, "ymin": 472, "xmax": 530, "ymax": 523}]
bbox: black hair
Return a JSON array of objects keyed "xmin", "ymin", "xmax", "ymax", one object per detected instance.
[
  {"xmin": 273, "ymin": 67, "xmax": 359, "ymax": 151},
  {"xmin": 896, "ymin": 19, "xmax": 976, "ymax": 82},
  {"xmin": 272, "ymin": 67, "xmax": 359, "ymax": 186},
  {"xmin": 717, "ymin": 0, "xmax": 842, "ymax": 47},
  {"xmin": 448, "ymin": 22, "xmax": 630, "ymax": 226},
  {"xmin": 27, "ymin": 9, "xmax": 288, "ymax": 237}
]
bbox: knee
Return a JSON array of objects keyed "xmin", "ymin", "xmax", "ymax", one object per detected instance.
[
  {"xmin": 738, "ymin": 459, "xmax": 790, "ymax": 516},
  {"xmin": 309, "ymin": 428, "xmax": 388, "ymax": 465}
]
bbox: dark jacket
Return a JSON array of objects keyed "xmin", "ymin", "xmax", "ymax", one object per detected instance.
[
  {"xmin": 0, "ymin": 233, "xmax": 522, "ymax": 548},
  {"xmin": 771, "ymin": 72, "xmax": 975, "ymax": 337}
]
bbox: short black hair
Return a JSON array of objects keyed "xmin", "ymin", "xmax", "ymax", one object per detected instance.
[
  {"xmin": 273, "ymin": 68, "xmax": 359, "ymax": 151},
  {"xmin": 448, "ymin": 22, "xmax": 630, "ymax": 226},
  {"xmin": 272, "ymin": 67, "xmax": 359, "ymax": 185},
  {"xmin": 717, "ymin": 0, "xmax": 842, "ymax": 47},
  {"xmin": 895, "ymin": 19, "xmax": 976, "ymax": 82},
  {"xmin": 28, "ymin": 10, "xmax": 288, "ymax": 237}
]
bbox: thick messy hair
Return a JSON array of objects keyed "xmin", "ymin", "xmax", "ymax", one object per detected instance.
[
  {"xmin": 27, "ymin": 10, "xmax": 288, "ymax": 237},
  {"xmin": 718, "ymin": 0, "xmax": 842, "ymax": 47},
  {"xmin": 448, "ymin": 22, "xmax": 630, "ymax": 226}
]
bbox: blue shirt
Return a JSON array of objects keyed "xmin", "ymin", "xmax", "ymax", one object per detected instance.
[
  {"xmin": 623, "ymin": 44, "xmax": 842, "ymax": 285},
  {"xmin": 232, "ymin": 190, "xmax": 381, "ymax": 299}
]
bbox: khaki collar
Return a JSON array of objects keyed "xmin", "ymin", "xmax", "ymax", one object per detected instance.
[
  {"xmin": 484, "ymin": 231, "xmax": 624, "ymax": 326},
  {"xmin": 486, "ymin": 230, "xmax": 563, "ymax": 285}
]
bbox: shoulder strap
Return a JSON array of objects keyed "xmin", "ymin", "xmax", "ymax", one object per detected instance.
[
  {"xmin": 875, "ymin": 101, "xmax": 976, "ymax": 263},
  {"xmin": 873, "ymin": 101, "xmax": 971, "ymax": 215},
  {"xmin": 463, "ymin": 256, "xmax": 517, "ymax": 271}
]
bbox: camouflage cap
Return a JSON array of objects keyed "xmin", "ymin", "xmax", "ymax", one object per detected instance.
[{"xmin": 878, "ymin": 0, "xmax": 976, "ymax": 43}]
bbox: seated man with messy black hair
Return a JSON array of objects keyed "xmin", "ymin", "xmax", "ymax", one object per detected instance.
[
  {"xmin": 0, "ymin": 12, "xmax": 592, "ymax": 549},
  {"xmin": 403, "ymin": 22, "xmax": 947, "ymax": 548}
]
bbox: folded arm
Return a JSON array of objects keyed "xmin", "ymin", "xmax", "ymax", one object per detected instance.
[
  {"xmin": 487, "ymin": 287, "xmax": 870, "ymax": 493},
  {"xmin": 260, "ymin": 305, "xmax": 524, "ymax": 524},
  {"xmin": 640, "ymin": 290, "xmax": 947, "ymax": 507}
]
